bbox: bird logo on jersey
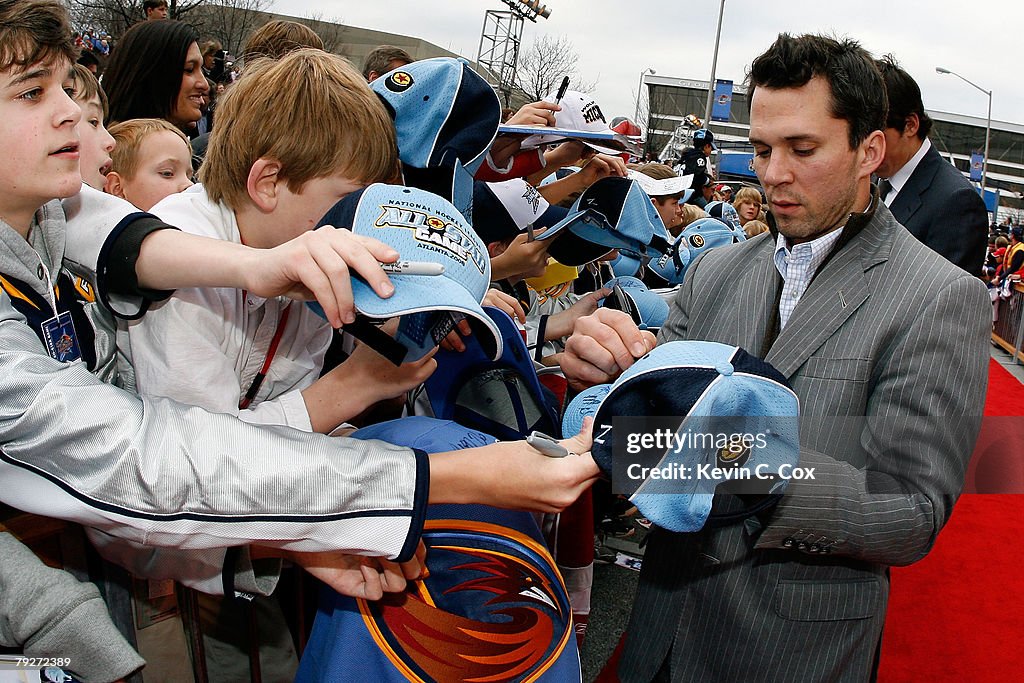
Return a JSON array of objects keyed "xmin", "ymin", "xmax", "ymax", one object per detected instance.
[
  {"xmin": 385, "ymin": 71, "xmax": 414, "ymax": 92},
  {"xmin": 359, "ymin": 520, "xmax": 572, "ymax": 682}
]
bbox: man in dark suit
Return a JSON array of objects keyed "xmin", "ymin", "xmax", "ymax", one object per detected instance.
[
  {"xmin": 560, "ymin": 33, "xmax": 990, "ymax": 681},
  {"xmin": 875, "ymin": 55, "xmax": 988, "ymax": 275}
]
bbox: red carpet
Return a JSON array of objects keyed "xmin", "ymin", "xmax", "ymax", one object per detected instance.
[{"xmin": 879, "ymin": 359, "xmax": 1024, "ymax": 682}]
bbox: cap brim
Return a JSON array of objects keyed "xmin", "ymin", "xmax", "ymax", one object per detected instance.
[
  {"xmin": 352, "ymin": 275, "xmax": 502, "ymax": 361},
  {"xmin": 628, "ymin": 172, "xmax": 695, "ymax": 198},
  {"xmin": 582, "ymin": 140, "xmax": 629, "ymax": 156},
  {"xmin": 546, "ymin": 230, "xmax": 617, "ymax": 266},
  {"xmin": 531, "ymin": 207, "xmax": 584, "ymax": 242}
]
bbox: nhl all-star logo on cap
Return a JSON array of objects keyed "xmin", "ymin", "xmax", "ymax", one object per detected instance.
[
  {"xmin": 310, "ymin": 184, "xmax": 502, "ymax": 363},
  {"xmin": 585, "ymin": 340, "xmax": 801, "ymax": 533}
]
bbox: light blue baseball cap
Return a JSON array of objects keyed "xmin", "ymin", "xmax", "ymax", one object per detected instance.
[
  {"xmin": 646, "ymin": 237, "xmax": 692, "ymax": 286},
  {"xmin": 704, "ymin": 201, "xmax": 745, "ymax": 235},
  {"xmin": 609, "ymin": 251, "xmax": 644, "ymax": 278},
  {"xmin": 561, "ymin": 383, "xmax": 611, "ymax": 441},
  {"xmin": 648, "ymin": 217, "xmax": 741, "ymax": 287},
  {"xmin": 371, "ymin": 57, "xmax": 500, "ymax": 220},
  {"xmin": 311, "ymin": 184, "xmax": 501, "ymax": 363},
  {"xmin": 602, "ymin": 276, "xmax": 669, "ymax": 330}
]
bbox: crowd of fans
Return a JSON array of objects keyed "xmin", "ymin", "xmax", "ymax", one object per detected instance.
[{"xmin": 0, "ymin": 1, "xmax": 997, "ymax": 682}]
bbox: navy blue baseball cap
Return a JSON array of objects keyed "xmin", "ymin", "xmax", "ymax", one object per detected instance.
[
  {"xmin": 424, "ymin": 306, "xmax": 560, "ymax": 441},
  {"xmin": 533, "ymin": 177, "xmax": 673, "ymax": 266},
  {"xmin": 692, "ymin": 128, "xmax": 717, "ymax": 150}
]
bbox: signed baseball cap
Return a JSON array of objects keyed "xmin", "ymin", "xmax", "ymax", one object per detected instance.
[{"xmin": 311, "ymin": 184, "xmax": 501, "ymax": 363}]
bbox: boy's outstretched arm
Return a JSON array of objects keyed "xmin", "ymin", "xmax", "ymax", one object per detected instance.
[
  {"xmin": 0, "ymin": 294, "xmax": 597, "ymax": 554},
  {"xmin": 62, "ymin": 185, "xmax": 397, "ymax": 327}
]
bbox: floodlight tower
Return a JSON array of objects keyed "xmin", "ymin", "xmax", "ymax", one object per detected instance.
[{"xmin": 476, "ymin": 0, "xmax": 552, "ymax": 106}]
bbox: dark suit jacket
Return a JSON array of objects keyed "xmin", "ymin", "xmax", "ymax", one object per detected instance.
[
  {"xmin": 887, "ymin": 142, "xmax": 988, "ymax": 275},
  {"xmin": 618, "ymin": 200, "xmax": 990, "ymax": 682}
]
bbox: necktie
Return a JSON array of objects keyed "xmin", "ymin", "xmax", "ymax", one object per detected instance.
[{"xmin": 878, "ymin": 178, "xmax": 893, "ymax": 202}]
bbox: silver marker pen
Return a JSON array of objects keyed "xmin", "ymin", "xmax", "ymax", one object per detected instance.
[
  {"xmin": 379, "ymin": 261, "xmax": 446, "ymax": 276},
  {"xmin": 526, "ymin": 431, "xmax": 570, "ymax": 458}
]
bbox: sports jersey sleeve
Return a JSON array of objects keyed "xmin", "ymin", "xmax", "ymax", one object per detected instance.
[{"xmin": 0, "ymin": 293, "xmax": 429, "ymax": 563}]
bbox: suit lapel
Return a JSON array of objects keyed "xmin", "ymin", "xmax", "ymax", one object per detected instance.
[
  {"xmin": 890, "ymin": 144, "xmax": 939, "ymax": 228},
  {"xmin": 765, "ymin": 245, "xmax": 869, "ymax": 378}
]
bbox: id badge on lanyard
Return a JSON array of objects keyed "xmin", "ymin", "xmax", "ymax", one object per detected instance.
[{"xmin": 41, "ymin": 310, "xmax": 82, "ymax": 363}]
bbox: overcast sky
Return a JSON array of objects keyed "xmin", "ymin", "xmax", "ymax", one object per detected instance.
[{"xmin": 272, "ymin": 0, "xmax": 1023, "ymax": 128}]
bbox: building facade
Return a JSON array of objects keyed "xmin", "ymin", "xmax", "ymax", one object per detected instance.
[{"xmin": 642, "ymin": 73, "xmax": 1024, "ymax": 218}]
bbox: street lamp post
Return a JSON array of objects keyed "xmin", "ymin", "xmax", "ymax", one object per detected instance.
[
  {"xmin": 635, "ymin": 67, "xmax": 655, "ymax": 131},
  {"xmin": 703, "ymin": 0, "xmax": 726, "ymax": 124},
  {"xmin": 936, "ymin": 66, "xmax": 992, "ymax": 205}
]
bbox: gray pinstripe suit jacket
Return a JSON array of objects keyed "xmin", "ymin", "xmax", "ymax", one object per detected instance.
[{"xmin": 617, "ymin": 200, "xmax": 990, "ymax": 682}]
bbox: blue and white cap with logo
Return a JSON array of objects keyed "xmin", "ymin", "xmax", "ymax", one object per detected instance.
[
  {"xmin": 311, "ymin": 184, "xmax": 501, "ymax": 363},
  {"xmin": 371, "ymin": 57, "xmax": 501, "ymax": 219},
  {"xmin": 533, "ymin": 177, "xmax": 673, "ymax": 266},
  {"xmin": 591, "ymin": 341, "xmax": 800, "ymax": 533},
  {"xmin": 649, "ymin": 217, "xmax": 741, "ymax": 285},
  {"xmin": 646, "ymin": 237, "xmax": 692, "ymax": 286}
]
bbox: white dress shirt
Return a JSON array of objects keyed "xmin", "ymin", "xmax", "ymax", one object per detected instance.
[
  {"xmin": 120, "ymin": 185, "xmax": 332, "ymax": 431},
  {"xmin": 881, "ymin": 137, "xmax": 931, "ymax": 207}
]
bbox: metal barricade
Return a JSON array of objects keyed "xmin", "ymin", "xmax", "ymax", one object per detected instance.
[{"xmin": 992, "ymin": 281, "xmax": 1024, "ymax": 364}]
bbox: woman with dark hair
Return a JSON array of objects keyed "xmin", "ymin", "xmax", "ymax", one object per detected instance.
[{"xmin": 103, "ymin": 19, "xmax": 209, "ymax": 134}]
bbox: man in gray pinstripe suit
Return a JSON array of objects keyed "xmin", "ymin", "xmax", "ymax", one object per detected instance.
[{"xmin": 562, "ymin": 33, "xmax": 990, "ymax": 682}]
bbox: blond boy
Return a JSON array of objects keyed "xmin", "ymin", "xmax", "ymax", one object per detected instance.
[
  {"xmin": 105, "ymin": 118, "xmax": 193, "ymax": 210},
  {"xmin": 121, "ymin": 50, "xmax": 437, "ymax": 434}
]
